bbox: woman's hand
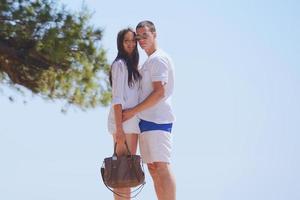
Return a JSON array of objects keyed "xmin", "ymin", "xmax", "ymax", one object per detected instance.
[{"xmin": 115, "ymin": 128, "xmax": 126, "ymax": 144}]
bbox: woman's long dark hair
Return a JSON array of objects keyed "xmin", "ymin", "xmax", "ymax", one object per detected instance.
[{"xmin": 109, "ymin": 28, "xmax": 141, "ymax": 87}]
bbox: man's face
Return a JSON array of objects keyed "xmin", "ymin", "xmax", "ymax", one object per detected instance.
[{"xmin": 135, "ymin": 26, "xmax": 156, "ymax": 51}]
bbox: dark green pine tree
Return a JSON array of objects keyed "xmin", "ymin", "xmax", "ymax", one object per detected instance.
[{"xmin": 0, "ymin": 0, "xmax": 111, "ymax": 111}]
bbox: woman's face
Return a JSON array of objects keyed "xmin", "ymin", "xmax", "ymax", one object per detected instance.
[{"xmin": 123, "ymin": 31, "xmax": 136, "ymax": 55}]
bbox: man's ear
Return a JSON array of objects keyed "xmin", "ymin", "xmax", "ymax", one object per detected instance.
[{"xmin": 153, "ymin": 32, "xmax": 157, "ymax": 38}]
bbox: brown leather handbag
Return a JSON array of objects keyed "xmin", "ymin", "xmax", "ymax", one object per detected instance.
[{"xmin": 100, "ymin": 141, "xmax": 145, "ymax": 197}]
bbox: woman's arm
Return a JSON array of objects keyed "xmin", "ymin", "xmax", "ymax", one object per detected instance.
[
  {"xmin": 113, "ymin": 104, "xmax": 126, "ymax": 144},
  {"xmin": 111, "ymin": 61, "xmax": 126, "ymax": 143}
]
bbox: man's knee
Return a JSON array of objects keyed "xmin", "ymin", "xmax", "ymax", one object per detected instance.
[
  {"xmin": 147, "ymin": 163, "xmax": 157, "ymax": 175},
  {"xmin": 153, "ymin": 162, "xmax": 172, "ymax": 177},
  {"xmin": 148, "ymin": 162, "xmax": 172, "ymax": 177}
]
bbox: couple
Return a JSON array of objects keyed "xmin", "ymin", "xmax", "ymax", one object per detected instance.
[{"xmin": 107, "ymin": 20, "xmax": 176, "ymax": 200}]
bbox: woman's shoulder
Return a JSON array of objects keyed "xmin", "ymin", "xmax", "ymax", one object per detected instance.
[
  {"xmin": 113, "ymin": 59, "xmax": 126, "ymax": 66},
  {"xmin": 112, "ymin": 59, "xmax": 127, "ymax": 71}
]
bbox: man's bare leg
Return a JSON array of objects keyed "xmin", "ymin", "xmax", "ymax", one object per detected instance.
[{"xmin": 147, "ymin": 162, "xmax": 176, "ymax": 200}]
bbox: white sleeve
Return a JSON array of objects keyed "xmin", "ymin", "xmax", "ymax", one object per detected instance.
[
  {"xmin": 150, "ymin": 58, "xmax": 168, "ymax": 83},
  {"xmin": 111, "ymin": 60, "xmax": 126, "ymax": 106}
]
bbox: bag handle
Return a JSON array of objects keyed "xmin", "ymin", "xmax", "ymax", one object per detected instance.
[{"xmin": 113, "ymin": 141, "xmax": 131, "ymax": 157}]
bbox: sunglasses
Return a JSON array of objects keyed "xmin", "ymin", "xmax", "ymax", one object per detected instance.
[{"xmin": 135, "ymin": 32, "xmax": 151, "ymax": 41}]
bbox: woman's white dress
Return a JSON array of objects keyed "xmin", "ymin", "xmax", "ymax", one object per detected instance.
[{"xmin": 107, "ymin": 59, "xmax": 140, "ymax": 134}]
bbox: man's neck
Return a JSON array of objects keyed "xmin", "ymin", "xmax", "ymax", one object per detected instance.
[
  {"xmin": 146, "ymin": 48, "xmax": 157, "ymax": 56},
  {"xmin": 146, "ymin": 43, "xmax": 158, "ymax": 56}
]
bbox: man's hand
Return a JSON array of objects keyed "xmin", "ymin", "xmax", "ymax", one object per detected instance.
[
  {"xmin": 122, "ymin": 108, "xmax": 136, "ymax": 122},
  {"xmin": 121, "ymin": 82, "xmax": 165, "ymax": 122}
]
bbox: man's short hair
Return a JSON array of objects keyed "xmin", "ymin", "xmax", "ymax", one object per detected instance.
[{"xmin": 136, "ymin": 20, "xmax": 156, "ymax": 32}]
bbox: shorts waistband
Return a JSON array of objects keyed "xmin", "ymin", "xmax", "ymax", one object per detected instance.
[{"xmin": 139, "ymin": 119, "xmax": 173, "ymax": 133}]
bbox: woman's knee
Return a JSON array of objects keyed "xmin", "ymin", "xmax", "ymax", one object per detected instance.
[
  {"xmin": 113, "ymin": 187, "xmax": 130, "ymax": 200},
  {"xmin": 114, "ymin": 187, "xmax": 130, "ymax": 192}
]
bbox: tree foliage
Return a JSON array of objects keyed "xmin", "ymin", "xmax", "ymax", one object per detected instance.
[{"xmin": 0, "ymin": 0, "xmax": 111, "ymax": 110}]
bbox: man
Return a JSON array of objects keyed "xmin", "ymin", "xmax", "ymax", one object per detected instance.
[{"xmin": 123, "ymin": 20, "xmax": 176, "ymax": 200}]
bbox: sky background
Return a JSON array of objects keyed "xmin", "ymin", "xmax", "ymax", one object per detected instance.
[{"xmin": 1, "ymin": 0, "xmax": 300, "ymax": 199}]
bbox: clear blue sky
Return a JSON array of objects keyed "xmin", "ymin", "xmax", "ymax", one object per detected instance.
[{"xmin": 1, "ymin": 0, "xmax": 299, "ymax": 199}]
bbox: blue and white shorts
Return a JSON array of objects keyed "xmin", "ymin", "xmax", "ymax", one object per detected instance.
[{"xmin": 138, "ymin": 119, "xmax": 173, "ymax": 163}]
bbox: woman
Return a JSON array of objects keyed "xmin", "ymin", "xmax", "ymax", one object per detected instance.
[{"xmin": 107, "ymin": 28, "xmax": 141, "ymax": 200}]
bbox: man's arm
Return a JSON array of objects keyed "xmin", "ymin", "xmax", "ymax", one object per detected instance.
[{"xmin": 122, "ymin": 81, "xmax": 165, "ymax": 122}]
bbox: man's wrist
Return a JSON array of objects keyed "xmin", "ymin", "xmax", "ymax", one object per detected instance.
[{"xmin": 132, "ymin": 106, "xmax": 140, "ymax": 115}]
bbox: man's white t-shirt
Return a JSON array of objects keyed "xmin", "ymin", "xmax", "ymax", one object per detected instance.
[{"xmin": 138, "ymin": 49, "xmax": 175, "ymax": 124}]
